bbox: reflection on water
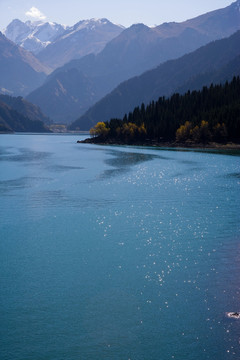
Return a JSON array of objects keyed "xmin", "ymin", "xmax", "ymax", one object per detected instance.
[
  {"xmin": 99, "ymin": 149, "xmax": 170, "ymax": 179},
  {"xmin": 227, "ymin": 172, "xmax": 240, "ymax": 179},
  {"xmin": 105, "ymin": 150, "xmax": 159, "ymax": 167},
  {"xmin": 0, "ymin": 176, "xmax": 52, "ymax": 194},
  {"xmin": 48, "ymin": 164, "xmax": 84, "ymax": 172},
  {"xmin": 0, "ymin": 147, "xmax": 51, "ymax": 163},
  {"xmin": 29, "ymin": 191, "xmax": 117, "ymax": 209}
]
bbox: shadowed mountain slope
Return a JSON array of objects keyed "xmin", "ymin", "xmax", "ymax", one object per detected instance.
[
  {"xmin": 0, "ymin": 94, "xmax": 51, "ymax": 125},
  {"xmin": 0, "ymin": 100, "xmax": 50, "ymax": 133},
  {"xmin": 0, "ymin": 32, "xmax": 49, "ymax": 96},
  {"xmin": 69, "ymin": 30, "xmax": 240, "ymax": 130}
]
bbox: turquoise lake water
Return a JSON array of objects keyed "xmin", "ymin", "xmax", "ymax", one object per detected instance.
[{"xmin": 0, "ymin": 134, "xmax": 240, "ymax": 360}]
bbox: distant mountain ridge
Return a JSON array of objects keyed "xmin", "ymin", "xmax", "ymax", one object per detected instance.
[
  {"xmin": 36, "ymin": 18, "xmax": 124, "ymax": 69},
  {"xmin": 69, "ymin": 30, "xmax": 240, "ymax": 130},
  {"xmin": 4, "ymin": 18, "xmax": 124, "ymax": 69},
  {"xmin": 4, "ymin": 19, "xmax": 66, "ymax": 55},
  {"xmin": 27, "ymin": 0, "xmax": 240, "ymax": 124},
  {"xmin": 0, "ymin": 32, "xmax": 49, "ymax": 96},
  {"xmin": 155, "ymin": 0, "xmax": 240, "ymax": 39}
]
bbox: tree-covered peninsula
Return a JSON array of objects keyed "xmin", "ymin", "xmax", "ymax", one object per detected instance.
[{"xmin": 81, "ymin": 77, "xmax": 240, "ymax": 147}]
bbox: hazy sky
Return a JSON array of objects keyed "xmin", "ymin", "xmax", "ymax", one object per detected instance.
[{"xmin": 1, "ymin": 0, "xmax": 234, "ymax": 29}]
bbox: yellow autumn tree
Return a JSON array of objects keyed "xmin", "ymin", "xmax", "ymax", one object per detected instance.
[
  {"xmin": 138, "ymin": 123, "xmax": 147, "ymax": 137},
  {"xmin": 198, "ymin": 120, "xmax": 211, "ymax": 143},
  {"xmin": 190, "ymin": 125, "xmax": 200, "ymax": 143},
  {"xmin": 213, "ymin": 123, "xmax": 228, "ymax": 142},
  {"xmin": 117, "ymin": 122, "xmax": 147, "ymax": 141},
  {"xmin": 122, "ymin": 122, "xmax": 138, "ymax": 139},
  {"xmin": 90, "ymin": 122, "xmax": 110, "ymax": 138},
  {"xmin": 176, "ymin": 121, "xmax": 192, "ymax": 142}
]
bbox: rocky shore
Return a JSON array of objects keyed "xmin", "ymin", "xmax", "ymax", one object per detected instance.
[{"xmin": 77, "ymin": 137, "xmax": 240, "ymax": 151}]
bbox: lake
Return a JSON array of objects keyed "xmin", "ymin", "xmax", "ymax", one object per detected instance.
[{"xmin": 0, "ymin": 134, "xmax": 240, "ymax": 360}]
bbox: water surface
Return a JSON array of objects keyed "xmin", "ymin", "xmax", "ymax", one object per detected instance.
[{"xmin": 0, "ymin": 134, "xmax": 240, "ymax": 360}]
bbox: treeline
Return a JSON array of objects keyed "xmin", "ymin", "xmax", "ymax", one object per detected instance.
[{"xmin": 90, "ymin": 76, "xmax": 240, "ymax": 144}]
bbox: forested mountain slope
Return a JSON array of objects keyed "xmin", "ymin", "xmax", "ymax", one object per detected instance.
[{"xmin": 88, "ymin": 77, "xmax": 240, "ymax": 144}]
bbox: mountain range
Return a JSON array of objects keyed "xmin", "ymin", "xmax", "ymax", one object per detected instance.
[
  {"xmin": 1, "ymin": 18, "xmax": 124, "ymax": 100},
  {"xmin": 69, "ymin": 30, "xmax": 240, "ymax": 130},
  {"xmin": 0, "ymin": 32, "xmax": 50, "ymax": 96},
  {"xmin": 26, "ymin": 0, "xmax": 240, "ymax": 125},
  {"xmin": 36, "ymin": 19, "xmax": 124, "ymax": 69},
  {"xmin": 4, "ymin": 18, "xmax": 124, "ymax": 69}
]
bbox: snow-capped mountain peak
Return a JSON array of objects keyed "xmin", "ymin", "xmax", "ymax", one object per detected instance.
[
  {"xmin": 59, "ymin": 18, "xmax": 123, "ymax": 41},
  {"xmin": 3, "ymin": 19, "xmax": 67, "ymax": 54},
  {"xmin": 3, "ymin": 19, "xmax": 30, "ymax": 43}
]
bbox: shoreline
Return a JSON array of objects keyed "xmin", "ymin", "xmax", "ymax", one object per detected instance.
[{"xmin": 77, "ymin": 137, "xmax": 240, "ymax": 151}]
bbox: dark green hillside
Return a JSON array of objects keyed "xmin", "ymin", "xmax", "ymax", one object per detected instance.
[
  {"xmin": 0, "ymin": 94, "xmax": 51, "ymax": 124},
  {"xmin": 88, "ymin": 77, "xmax": 240, "ymax": 145},
  {"xmin": 0, "ymin": 101, "xmax": 50, "ymax": 133}
]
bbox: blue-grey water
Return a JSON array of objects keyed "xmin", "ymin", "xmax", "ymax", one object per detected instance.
[{"xmin": 0, "ymin": 134, "xmax": 240, "ymax": 360}]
